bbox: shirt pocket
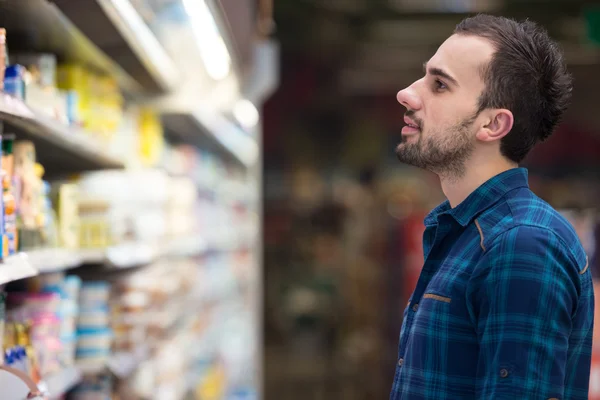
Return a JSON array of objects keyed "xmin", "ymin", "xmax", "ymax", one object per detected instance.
[
  {"xmin": 415, "ymin": 272, "xmax": 473, "ymax": 342},
  {"xmin": 422, "ymin": 293, "xmax": 452, "ymax": 304}
]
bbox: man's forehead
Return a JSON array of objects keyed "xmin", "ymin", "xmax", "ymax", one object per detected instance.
[{"xmin": 427, "ymin": 34, "xmax": 495, "ymax": 85}]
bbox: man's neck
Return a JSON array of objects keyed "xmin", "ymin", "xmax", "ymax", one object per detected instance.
[{"xmin": 440, "ymin": 160, "xmax": 518, "ymax": 208}]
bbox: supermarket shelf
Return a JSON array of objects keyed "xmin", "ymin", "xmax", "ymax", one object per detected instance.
[
  {"xmin": 164, "ymin": 235, "xmax": 208, "ymax": 258},
  {"xmin": 163, "ymin": 112, "xmax": 258, "ymax": 168},
  {"xmin": 45, "ymin": 366, "xmax": 82, "ymax": 400},
  {"xmin": 105, "ymin": 242, "xmax": 157, "ymax": 269},
  {"xmin": 0, "ymin": 0, "xmax": 142, "ymax": 95},
  {"xmin": 27, "ymin": 248, "xmax": 83, "ymax": 274},
  {"xmin": 77, "ymin": 346, "xmax": 148, "ymax": 377},
  {"xmin": 78, "ymin": 249, "xmax": 106, "ymax": 265},
  {"xmin": 0, "ymin": 94, "xmax": 125, "ymax": 175},
  {"xmin": 0, "ymin": 253, "xmax": 38, "ymax": 286},
  {"xmin": 53, "ymin": 0, "xmax": 179, "ymax": 93},
  {"xmin": 80, "ymin": 242, "xmax": 158, "ymax": 269}
]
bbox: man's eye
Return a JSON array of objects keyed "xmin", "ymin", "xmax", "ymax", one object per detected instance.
[{"xmin": 434, "ymin": 79, "xmax": 447, "ymax": 91}]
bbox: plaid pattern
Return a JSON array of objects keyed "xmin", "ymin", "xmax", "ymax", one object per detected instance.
[{"xmin": 390, "ymin": 168, "xmax": 594, "ymax": 400}]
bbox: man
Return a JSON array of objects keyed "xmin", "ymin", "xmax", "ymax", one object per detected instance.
[{"xmin": 391, "ymin": 14, "xmax": 594, "ymax": 400}]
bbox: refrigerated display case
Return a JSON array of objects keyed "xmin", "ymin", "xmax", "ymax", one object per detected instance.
[{"xmin": 0, "ymin": 1, "xmax": 274, "ymax": 399}]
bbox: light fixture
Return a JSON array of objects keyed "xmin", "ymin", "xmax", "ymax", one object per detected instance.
[
  {"xmin": 182, "ymin": 0, "xmax": 232, "ymax": 80},
  {"xmin": 99, "ymin": 0, "xmax": 180, "ymax": 90},
  {"xmin": 233, "ymin": 99, "xmax": 259, "ymax": 129}
]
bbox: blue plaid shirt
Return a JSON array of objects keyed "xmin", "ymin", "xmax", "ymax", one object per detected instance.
[{"xmin": 391, "ymin": 168, "xmax": 594, "ymax": 400}]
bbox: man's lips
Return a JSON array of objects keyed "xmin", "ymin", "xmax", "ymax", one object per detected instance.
[
  {"xmin": 402, "ymin": 116, "xmax": 420, "ymax": 135},
  {"xmin": 402, "ymin": 125, "xmax": 420, "ymax": 135}
]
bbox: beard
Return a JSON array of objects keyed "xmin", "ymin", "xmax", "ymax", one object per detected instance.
[{"xmin": 395, "ymin": 112, "xmax": 478, "ymax": 180}]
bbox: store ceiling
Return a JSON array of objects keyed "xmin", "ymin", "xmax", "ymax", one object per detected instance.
[{"xmin": 275, "ymin": 0, "xmax": 600, "ymax": 95}]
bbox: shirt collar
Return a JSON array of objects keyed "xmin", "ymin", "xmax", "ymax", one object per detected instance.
[{"xmin": 425, "ymin": 168, "xmax": 530, "ymax": 227}]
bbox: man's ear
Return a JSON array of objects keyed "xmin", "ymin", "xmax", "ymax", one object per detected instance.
[{"xmin": 476, "ymin": 109, "xmax": 514, "ymax": 142}]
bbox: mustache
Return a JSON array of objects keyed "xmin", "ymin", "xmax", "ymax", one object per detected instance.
[{"xmin": 405, "ymin": 110, "xmax": 423, "ymax": 129}]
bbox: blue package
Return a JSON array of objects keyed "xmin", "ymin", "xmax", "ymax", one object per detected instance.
[{"xmin": 4, "ymin": 65, "xmax": 26, "ymax": 100}]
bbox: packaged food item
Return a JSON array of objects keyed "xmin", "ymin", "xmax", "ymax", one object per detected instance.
[
  {"xmin": 52, "ymin": 183, "xmax": 80, "ymax": 249},
  {"xmin": 79, "ymin": 282, "xmax": 110, "ymax": 307},
  {"xmin": 76, "ymin": 328, "xmax": 112, "ymax": 350},
  {"xmin": 6, "ymin": 292, "xmax": 61, "ymax": 319},
  {"xmin": 78, "ymin": 198, "xmax": 111, "ymax": 249},
  {"xmin": 139, "ymin": 108, "xmax": 164, "ymax": 167},
  {"xmin": 3, "ymin": 322, "xmax": 42, "ymax": 384},
  {"xmin": 77, "ymin": 309, "xmax": 110, "ymax": 330},
  {"xmin": 25, "ymin": 273, "xmax": 81, "ymax": 370},
  {"xmin": 64, "ymin": 276, "xmax": 82, "ymax": 302},
  {"xmin": 37, "ymin": 176, "xmax": 59, "ymax": 249},
  {"xmin": 58, "ymin": 333, "xmax": 76, "ymax": 367},
  {"xmin": 32, "ymin": 163, "xmax": 45, "ymax": 233},
  {"xmin": 76, "ymin": 281, "xmax": 112, "ymax": 370},
  {"xmin": 0, "ymin": 28, "xmax": 7, "ymax": 91},
  {"xmin": 57, "ymin": 64, "xmax": 123, "ymax": 138},
  {"xmin": 4, "ymin": 64, "xmax": 26, "ymax": 100},
  {"xmin": 1, "ymin": 134, "xmax": 17, "ymax": 257},
  {"xmin": 65, "ymin": 89, "xmax": 80, "ymax": 126},
  {"xmin": 12, "ymin": 141, "xmax": 37, "ymax": 250},
  {"xmin": 0, "ymin": 292, "xmax": 5, "ymax": 364},
  {"xmin": 11, "ymin": 53, "xmax": 56, "ymax": 89}
]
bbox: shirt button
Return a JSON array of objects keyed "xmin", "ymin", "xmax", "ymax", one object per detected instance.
[
  {"xmin": 398, "ymin": 358, "xmax": 404, "ymax": 366},
  {"xmin": 500, "ymin": 368, "xmax": 509, "ymax": 378},
  {"xmin": 412, "ymin": 303, "xmax": 419, "ymax": 312}
]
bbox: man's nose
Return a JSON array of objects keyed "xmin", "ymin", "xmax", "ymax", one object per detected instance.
[{"xmin": 396, "ymin": 84, "xmax": 422, "ymax": 111}]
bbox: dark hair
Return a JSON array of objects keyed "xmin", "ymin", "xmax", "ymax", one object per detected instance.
[{"xmin": 455, "ymin": 14, "xmax": 573, "ymax": 163}]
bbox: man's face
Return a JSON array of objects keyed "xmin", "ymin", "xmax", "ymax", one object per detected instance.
[{"xmin": 395, "ymin": 34, "xmax": 495, "ymax": 178}]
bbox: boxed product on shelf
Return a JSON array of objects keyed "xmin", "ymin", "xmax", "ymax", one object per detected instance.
[
  {"xmin": 1, "ymin": 134, "xmax": 17, "ymax": 258},
  {"xmin": 0, "ymin": 292, "xmax": 4, "ymax": 363},
  {"xmin": 77, "ymin": 169, "xmax": 169, "ymax": 246},
  {"xmin": 76, "ymin": 281, "xmax": 112, "ymax": 372},
  {"xmin": 56, "ymin": 64, "xmax": 124, "ymax": 140},
  {"xmin": 5, "ymin": 292, "xmax": 62, "ymax": 377},
  {"xmin": 11, "ymin": 53, "xmax": 57, "ymax": 89},
  {"xmin": 5, "ymin": 272, "xmax": 83, "ymax": 377},
  {"xmin": 138, "ymin": 108, "xmax": 164, "ymax": 167},
  {"xmin": 4, "ymin": 64, "xmax": 26, "ymax": 100},
  {"xmin": 0, "ymin": 28, "xmax": 7, "ymax": 92},
  {"xmin": 10, "ymin": 141, "xmax": 61, "ymax": 252},
  {"xmin": 78, "ymin": 197, "xmax": 111, "ymax": 250}
]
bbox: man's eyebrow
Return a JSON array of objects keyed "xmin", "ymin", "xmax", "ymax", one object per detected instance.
[{"xmin": 423, "ymin": 62, "xmax": 459, "ymax": 87}]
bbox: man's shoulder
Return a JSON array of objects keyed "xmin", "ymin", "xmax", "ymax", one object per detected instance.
[{"xmin": 478, "ymin": 188, "xmax": 587, "ymax": 270}]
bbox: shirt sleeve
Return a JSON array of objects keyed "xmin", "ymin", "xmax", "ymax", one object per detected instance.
[{"xmin": 466, "ymin": 225, "xmax": 582, "ymax": 399}]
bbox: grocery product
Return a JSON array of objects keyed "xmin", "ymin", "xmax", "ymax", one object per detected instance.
[
  {"xmin": 76, "ymin": 281, "xmax": 112, "ymax": 372},
  {"xmin": 78, "ymin": 198, "xmax": 111, "ymax": 250},
  {"xmin": 52, "ymin": 183, "xmax": 80, "ymax": 249},
  {"xmin": 0, "ymin": 292, "xmax": 5, "ymax": 364},
  {"xmin": 56, "ymin": 64, "xmax": 123, "ymax": 139},
  {"xmin": 0, "ymin": 28, "xmax": 7, "ymax": 91},
  {"xmin": 5, "ymin": 292, "xmax": 61, "ymax": 379},
  {"xmin": 2, "ymin": 134, "xmax": 17, "ymax": 257},
  {"xmin": 38, "ymin": 179, "xmax": 59, "ymax": 249},
  {"xmin": 4, "ymin": 64, "xmax": 26, "ymax": 100},
  {"xmin": 13, "ymin": 141, "xmax": 37, "ymax": 250},
  {"xmin": 11, "ymin": 53, "xmax": 56, "ymax": 89},
  {"xmin": 138, "ymin": 108, "xmax": 164, "ymax": 167},
  {"xmin": 4, "ymin": 272, "xmax": 84, "ymax": 383}
]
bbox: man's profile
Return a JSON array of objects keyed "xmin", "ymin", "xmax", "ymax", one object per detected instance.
[{"xmin": 391, "ymin": 14, "xmax": 595, "ymax": 400}]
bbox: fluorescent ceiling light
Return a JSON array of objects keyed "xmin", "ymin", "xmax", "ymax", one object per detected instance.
[
  {"xmin": 182, "ymin": 0, "xmax": 232, "ymax": 80},
  {"xmin": 233, "ymin": 99, "xmax": 259, "ymax": 129},
  {"xmin": 98, "ymin": 0, "xmax": 180, "ymax": 90}
]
